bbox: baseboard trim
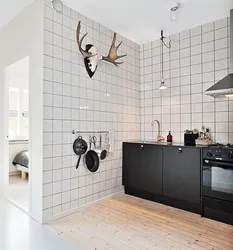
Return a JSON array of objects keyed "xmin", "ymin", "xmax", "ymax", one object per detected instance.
[{"xmin": 43, "ymin": 191, "xmax": 124, "ymax": 224}]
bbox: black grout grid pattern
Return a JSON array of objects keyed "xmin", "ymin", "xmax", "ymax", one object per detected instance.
[
  {"xmin": 42, "ymin": 1, "xmax": 141, "ymax": 221},
  {"xmin": 140, "ymin": 17, "xmax": 233, "ymax": 144}
]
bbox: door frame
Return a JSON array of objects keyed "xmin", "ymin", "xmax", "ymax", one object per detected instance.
[
  {"xmin": 3, "ymin": 66, "xmax": 9, "ymax": 192},
  {"xmin": 0, "ymin": 0, "xmax": 44, "ymax": 223},
  {"xmin": 2, "ymin": 59, "xmax": 31, "ymax": 214}
]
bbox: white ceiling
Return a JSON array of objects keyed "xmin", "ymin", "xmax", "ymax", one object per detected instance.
[
  {"xmin": 0, "ymin": 0, "xmax": 33, "ymax": 29},
  {"xmin": 1, "ymin": 0, "xmax": 233, "ymax": 44},
  {"xmin": 63, "ymin": 0, "xmax": 233, "ymax": 44}
]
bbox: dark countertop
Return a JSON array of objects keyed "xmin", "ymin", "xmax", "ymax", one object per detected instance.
[{"xmin": 124, "ymin": 140, "xmax": 208, "ymax": 148}]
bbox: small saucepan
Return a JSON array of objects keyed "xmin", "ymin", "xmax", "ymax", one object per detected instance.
[
  {"xmin": 73, "ymin": 136, "xmax": 88, "ymax": 169},
  {"xmin": 91, "ymin": 135, "xmax": 107, "ymax": 160}
]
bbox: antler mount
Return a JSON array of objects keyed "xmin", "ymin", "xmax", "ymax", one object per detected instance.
[
  {"xmin": 76, "ymin": 21, "xmax": 127, "ymax": 66},
  {"xmin": 102, "ymin": 33, "xmax": 127, "ymax": 66}
]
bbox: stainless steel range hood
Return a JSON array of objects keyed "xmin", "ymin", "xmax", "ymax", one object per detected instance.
[{"xmin": 205, "ymin": 9, "xmax": 233, "ymax": 97}]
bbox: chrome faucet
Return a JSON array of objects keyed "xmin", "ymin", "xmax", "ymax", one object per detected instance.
[{"xmin": 151, "ymin": 119, "xmax": 164, "ymax": 142}]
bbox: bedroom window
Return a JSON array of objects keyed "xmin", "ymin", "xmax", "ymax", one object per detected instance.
[
  {"xmin": 6, "ymin": 56, "xmax": 29, "ymax": 141},
  {"xmin": 9, "ymin": 87, "xmax": 29, "ymax": 140}
]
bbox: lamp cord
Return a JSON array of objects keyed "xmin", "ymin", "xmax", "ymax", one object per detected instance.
[
  {"xmin": 160, "ymin": 30, "xmax": 172, "ymax": 82},
  {"xmin": 160, "ymin": 33, "xmax": 164, "ymax": 81}
]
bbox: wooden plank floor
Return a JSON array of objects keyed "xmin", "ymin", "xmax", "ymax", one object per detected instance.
[{"xmin": 48, "ymin": 195, "xmax": 233, "ymax": 250}]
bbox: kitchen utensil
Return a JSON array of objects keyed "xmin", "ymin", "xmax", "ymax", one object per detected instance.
[
  {"xmin": 85, "ymin": 136, "xmax": 99, "ymax": 172},
  {"xmin": 103, "ymin": 142, "xmax": 110, "ymax": 156},
  {"xmin": 101, "ymin": 133, "xmax": 110, "ymax": 156},
  {"xmin": 94, "ymin": 135, "xmax": 107, "ymax": 160},
  {"xmin": 85, "ymin": 150, "xmax": 99, "ymax": 172},
  {"xmin": 91, "ymin": 136, "xmax": 97, "ymax": 148},
  {"xmin": 73, "ymin": 136, "xmax": 88, "ymax": 169}
]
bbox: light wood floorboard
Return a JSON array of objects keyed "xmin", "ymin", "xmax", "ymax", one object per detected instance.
[{"xmin": 49, "ymin": 195, "xmax": 233, "ymax": 250}]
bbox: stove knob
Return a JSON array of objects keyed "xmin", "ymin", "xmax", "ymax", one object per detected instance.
[
  {"xmin": 228, "ymin": 153, "xmax": 233, "ymax": 159},
  {"xmin": 207, "ymin": 152, "xmax": 213, "ymax": 157}
]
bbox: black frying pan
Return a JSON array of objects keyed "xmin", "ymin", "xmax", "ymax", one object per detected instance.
[
  {"xmin": 73, "ymin": 136, "xmax": 88, "ymax": 169},
  {"xmin": 84, "ymin": 136, "xmax": 99, "ymax": 172},
  {"xmin": 85, "ymin": 150, "xmax": 99, "ymax": 172}
]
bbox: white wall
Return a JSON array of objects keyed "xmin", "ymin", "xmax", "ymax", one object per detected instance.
[
  {"xmin": 0, "ymin": 0, "xmax": 44, "ymax": 223},
  {"xmin": 140, "ymin": 17, "xmax": 233, "ymax": 144},
  {"xmin": 42, "ymin": 1, "xmax": 141, "ymax": 222}
]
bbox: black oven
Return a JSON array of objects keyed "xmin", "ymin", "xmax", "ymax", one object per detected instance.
[
  {"xmin": 202, "ymin": 147, "xmax": 233, "ymax": 225},
  {"xmin": 203, "ymin": 159, "xmax": 233, "ymax": 202}
]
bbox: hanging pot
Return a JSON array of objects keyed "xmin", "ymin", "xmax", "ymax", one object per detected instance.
[
  {"xmin": 94, "ymin": 135, "xmax": 107, "ymax": 160},
  {"xmin": 73, "ymin": 136, "xmax": 88, "ymax": 169},
  {"xmin": 84, "ymin": 136, "xmax": 99, "ymax": 172}
]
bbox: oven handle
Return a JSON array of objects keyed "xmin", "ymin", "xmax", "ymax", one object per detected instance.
[{"xmin": 203, "ymin": 160, "xmax": 233, "ymax": 169}]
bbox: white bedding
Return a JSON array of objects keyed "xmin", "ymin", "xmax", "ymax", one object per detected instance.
[{"xmin": 16, "ymin": 164, "xmax": 29, "ymax": 173}]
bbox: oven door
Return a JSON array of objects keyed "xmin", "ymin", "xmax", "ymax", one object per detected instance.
[{"xmin": 203, "ymin": 160, "xmax": 233, "ymax": 202}]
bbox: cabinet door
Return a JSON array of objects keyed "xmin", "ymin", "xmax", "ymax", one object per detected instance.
[
  {"xmin": 141, "ymin": 144, "xmax": 162, "ymax": 194},
  {"xmin": 123, "ymin": 143, "xmax": 162, "ymax": 195},
  {"xmin": 123, "ymin": 143, "xmax": 143, "ymax": 190},
  {"xmin": 163, "ymin": 147, "xmax": 201, "ymax": 203}
]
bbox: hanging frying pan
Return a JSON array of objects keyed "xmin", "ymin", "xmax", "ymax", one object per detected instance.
[
  {"xmin": 85, "ymin": 150, "xmax": 99, "ymax": 172},
  {"xmin": 73, "ymin": 136, "xmax": 88, "ymax": 169},
  {"xmin": 84, "ymin": 136, "xmax": 99, "ymax": 172}
]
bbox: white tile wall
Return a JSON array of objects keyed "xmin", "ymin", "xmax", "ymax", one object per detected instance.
[
  {"xmin": 141, "ymin": 17, "xmax": 233, "ymax": 144},
  {"xmin": 42, "ymin": 1, "xmax": 233, "ymax": 222},
  {"xmin": 42, "ymin": 2, "xmax": 140, "ymax": 221}
]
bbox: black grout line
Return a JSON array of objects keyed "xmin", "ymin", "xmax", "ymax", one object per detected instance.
[
  {"xmin": 172, "ymin": 33, "xmax": 176, "ymax": 137},
  {"xmin": 200, "ymin": 24, "xmax": 204, "ymax": 130},
  {"xmin": 213, "ymin": 21, "xmax": 217, "ymax": 143},
  {"xmin": 43, "ymin": 5, "xmax": 232, "ymax": 211},
  {"xmin": 142, "ymin": 28, "xmax": 228, "ymax": 52},
  {"xmin": 141, "ymin": 19, "xmax": 230, "ymax": 143},
  {"xmin": 188, "ymin": 29, "xmax": 192, "ymax": 133},
  {"xmin": 43, "ymin": 4, "xmax": 141, "ymax": 213}
]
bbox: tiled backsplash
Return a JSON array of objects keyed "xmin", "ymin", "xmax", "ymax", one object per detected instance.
[
  {"xmin": 42, "ymin": 0, "xmax": 232, "ymax": 222},
  {"xmin": 42, "ymin": 1, "xmax": 140, "ymax": 221},
  {"xmin": 140, "ymin": 17, "xmax": 233, "ymax": 144}
]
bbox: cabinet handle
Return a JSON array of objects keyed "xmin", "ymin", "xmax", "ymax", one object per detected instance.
[
  {"xmin": 140, "ymin": 145, "xmax": 144, "ymax": 150},
  {"xmin": 178, "ymin": 148, "xmax": 182, "ymax": 153}
]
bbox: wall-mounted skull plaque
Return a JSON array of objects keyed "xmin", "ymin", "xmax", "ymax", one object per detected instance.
[{"xmin": 76, "ymin": 21, "xmax": 127, "ymax": 78}]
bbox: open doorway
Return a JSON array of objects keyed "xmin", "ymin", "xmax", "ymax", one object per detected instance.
[{"xmin": 4, "ymin": 57, "xmax": 30, "ymax": 213}]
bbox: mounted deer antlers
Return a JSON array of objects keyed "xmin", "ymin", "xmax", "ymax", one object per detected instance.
[
  {"xmin": 76, "ymin": 21, "xmax": 127, "ymax": 78},
  {"xmin": 76, "ymin": 21, "xmax": 93, "ymax": 58},
  {"xmin": 102, "ymin": 33, "xmax": 127, "ymax": 66}
]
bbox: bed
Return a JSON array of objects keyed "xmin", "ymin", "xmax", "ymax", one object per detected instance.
[{"xmin": 12, "ymin": 150, "xmax": 29, "ymax": 179}]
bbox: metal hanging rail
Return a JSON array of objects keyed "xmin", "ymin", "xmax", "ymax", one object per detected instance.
[{"xmin": 72, "ymin": 130, "xmax": 109, "ymax": 136}]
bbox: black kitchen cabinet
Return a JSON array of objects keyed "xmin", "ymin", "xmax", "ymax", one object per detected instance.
[
  {"xmin": 122, "ymin": 143, "xmax": 142, "ymax": 189},
  {"xmin": 123, "ymin": 143, "xmax": 162, "ymax": 195},
  {"xmin": 162, "ymin": 146, "xmax": 201, "ymax": 213}
]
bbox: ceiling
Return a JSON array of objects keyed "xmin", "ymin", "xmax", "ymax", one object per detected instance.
[
  {"xmin": 1, "ymin": 0, "xmax": 233, "ymax": 44},
  {"xmin": 0, "ymin": 0, "xmax": 33, "ymax": 29},
  {"xmin": 63, "ymin": 0, "xmax": 233, "ymax": 44}
]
